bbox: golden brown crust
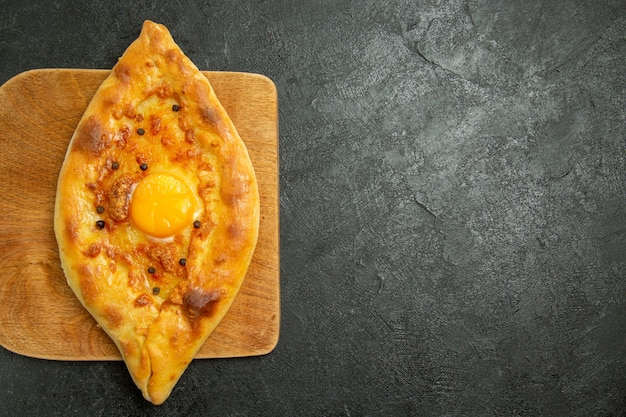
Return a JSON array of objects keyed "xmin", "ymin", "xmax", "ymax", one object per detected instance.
[{"xmin": 54, "ymin": 20, "xmax": 259, "ymax": 405}]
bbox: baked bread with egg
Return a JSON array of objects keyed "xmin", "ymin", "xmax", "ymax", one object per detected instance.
[{"xmin": 54, "ymin": 21, "xmax": 259, "ymax": 404}]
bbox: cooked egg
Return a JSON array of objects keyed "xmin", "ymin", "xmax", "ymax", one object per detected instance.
[{"xmin": 130, "ymin": 173, "xmax": 198, "ymax": 239}]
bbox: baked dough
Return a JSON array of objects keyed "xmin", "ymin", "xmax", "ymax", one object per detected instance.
[{"xmin": 54, "ymin": 20, "xmax": 259, "ymax": 404}]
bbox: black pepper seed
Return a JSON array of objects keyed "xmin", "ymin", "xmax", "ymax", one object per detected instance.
[
  {"xmin": 193, "ymin": 220, "xmax": 201, "ymax": 229},
  {"xmin": 95, "ymin": 220, "xmax": 105, "ymax": 229},
  {"xmin": 152, "ymin": 287, "xmax": 160, "ymax": 295},
  {"xmin": 172, "ymin": 104, "xmax": 180, "ymax": 112},
  {"xmin": 96, "ymin": 205, "xmax": 105, "ymax": 213},
  {"xmin": 140, "ymin": 163, "xmax": 148, "ymax": 171},
  {"xmin": 147, "ymin": 266, "xmax": 156, "ymax": 274},
  {"xmin": 179, "ymin": 258, "xmax": 186, "ymax": 266},
  {"xmin": 111, "ymin": 161, "xmax": 119, "ymax": 170},
  {"xmin": 137, "ymin": 128, "xmax": 145, "ymax": 135}
]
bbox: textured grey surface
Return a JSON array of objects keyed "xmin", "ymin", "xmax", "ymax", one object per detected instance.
[{"xmin": 1, "ymin": 1, "xmax": 625, "ymax": 416}]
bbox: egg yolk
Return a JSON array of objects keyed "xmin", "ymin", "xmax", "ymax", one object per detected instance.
[{"xmin": 130, "ymin": 173, "xmax": 196, "ymax": 238}]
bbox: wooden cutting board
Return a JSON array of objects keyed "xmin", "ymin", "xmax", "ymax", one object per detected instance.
[{"xmin": 0, "ymin": 69, "xmax": 279, "ymax": 361}]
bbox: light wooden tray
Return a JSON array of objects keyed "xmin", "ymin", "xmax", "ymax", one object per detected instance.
[{"xmin": 0, "ymin": 69, "xmax": 279, "ymax": 360}]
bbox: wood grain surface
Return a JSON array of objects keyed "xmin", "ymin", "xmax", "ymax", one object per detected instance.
[{"xmin": 0, "ymin": 69, "xmax": 279, "ymax": 361}]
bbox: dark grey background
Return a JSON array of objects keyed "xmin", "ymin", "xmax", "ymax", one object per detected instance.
[{"xmin": 1, "ymin": 1, "xmax": 625, "ymax": 416}]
